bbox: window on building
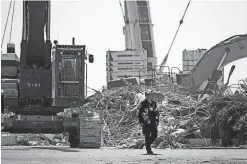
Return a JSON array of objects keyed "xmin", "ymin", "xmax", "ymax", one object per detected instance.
[
  {"xmin": 147, "ymin": 62, "xmax": 152, "ymax": 71},
  {"xmin": 60, "ymin": 58, "xmax": 77, "ymax": 79},
  {"xmin": 118, "ymin": 62, "xmax": 133, "ymax": 65},
  {"xmin": 138, "ymin": 7, "xmax": 149, "ymax": 23},
  {"xmin": 140, "ymin": 24, "xmax": 151, "ymax": 40},
  {"xmin": 142, "ymin": 41, "xmax": 153, "ymax": 57},
  {"xmin": 137, "ymin": 1, "xmax": 147, "ymax": 7},
  {"xmin": 117, "ymin": 67, "xmax": 133, "ymax": 70},
  {"xmin": 135, "ymin": 62, "xmax": 141, "ymax": 64},
  {"xmin": 117, "ymin": 75, "xmax": 130, "ymax": 78},
  {"xmin": 117, "ymin": 55, "xmax": 133, "ymax": 57}
]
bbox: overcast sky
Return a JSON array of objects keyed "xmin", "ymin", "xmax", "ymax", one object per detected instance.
[{"xmin": 1, "ymin": 0, "xmax": 247, "ymax": 93}]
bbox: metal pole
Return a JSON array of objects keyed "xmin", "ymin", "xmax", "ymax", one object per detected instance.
[
  {"xmin": 217, "ymin": 48, "xmax": 230, "ymax": 70},
  {"xmin": 85, "ymin": 63, "xmax": 87, "ymax": 97},
  {"xmin": 47, "ymin": 0, "xmax": 51, "ymax": 41},
  {"xmin": 138, "ymin": 69, "xmax": 141, "ymax": 85},
  {"xmin": 22, "ymin": 1, "xmax": 26, "ymax": 41},
  {"xmin": 80, "ymin": 46, "xmax": 86, "ymax": 100}
]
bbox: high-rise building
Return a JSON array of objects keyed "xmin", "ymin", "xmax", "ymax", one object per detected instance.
[
  {"xmin": 182, "ymin": 49, "xmax": 207, "ymax": 73},
  {"xmin": 106, "ymin": 0, "xmax": 157, "ymax": 82},
  {"xmin": 106, "ymin": 50, "xmax": 148, "ymax": 81}
]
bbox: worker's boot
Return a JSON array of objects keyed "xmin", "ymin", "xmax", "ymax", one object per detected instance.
[
  {"xmin": 147, "ymin": 150, "xmax": 153, "ymax": 154},
  {"xmin": 145, "ymin": 142, "xmax": 153, "ymax": 154}
]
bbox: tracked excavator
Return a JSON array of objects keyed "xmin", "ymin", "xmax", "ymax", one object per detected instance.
[
  {"xmin": 152, "ymin": 0, "xmax": 247, "ymax": 95},
  {"xmin": 149, "ymin": 34, "xmax": 247, "ymax": 95},
  {"xmin": 133, "ymin": 34, "xmax": 247, "ymax": 97},
  {"xmin": 1, "ymin": 0, "xmax": 101, "ymax": 148},
  {"xmin": 178, "ymin": 34, "xmax": 247, "ymax": 94}
]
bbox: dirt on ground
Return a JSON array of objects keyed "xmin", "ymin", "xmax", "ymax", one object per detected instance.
[{"xmin": 2, "ymin": 147, "xmax": 247, "ymax": 164}]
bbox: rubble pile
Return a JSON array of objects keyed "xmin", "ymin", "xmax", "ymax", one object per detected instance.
[
  {"xmin": 200, "ymin": 83, "xmax": 247, "ymax": 147},
  {"xmin": 14, "ymin": 133, "xmax": 69, "ymax": 146},
  {"xmin": 77, "ymin": 87, "xmax": 143, "ymax": 147},
  {"xmin": 82, "ymin": 80, "xmax": 247, "ymax": 148},
  {"xmin": 3, "ymin": 79, "xmax": 247, "ymax": 148},
  {"xmin": 76, "ymin": 84, "xmax": 205, "ymax": 148}
]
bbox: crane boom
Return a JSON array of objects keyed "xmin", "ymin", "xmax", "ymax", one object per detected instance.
[
  {"xmin": 119, "ymin": 0, "xmax": 127, "ymax": 24},
  {"xmin": 158, "ymin": 0, "xmax": 191, "ymax": 73}
]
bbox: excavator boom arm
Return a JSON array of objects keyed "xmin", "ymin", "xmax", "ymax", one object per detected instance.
[
  {"xmin": 19, "ymin": 0, "xmax": 52, "ymax": 106},
  {"xmin": 182, "ymin": 34, "xmax": 247, "ymax": 94}
]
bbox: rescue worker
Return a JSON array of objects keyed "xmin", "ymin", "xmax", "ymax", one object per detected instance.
[{"xmin": 138, "ymin": 90, "xmax": 159, "ymax": 154}]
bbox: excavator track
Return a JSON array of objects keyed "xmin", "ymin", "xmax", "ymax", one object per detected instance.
[
  {"xmin": 69, "ymin": 113, "xmax": 102, "ymax": 148},
  {"xmin": 78, "ymin": 114, "xmax": 102, "ymax": 148}
]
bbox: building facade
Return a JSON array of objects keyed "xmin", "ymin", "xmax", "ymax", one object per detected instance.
[
  {"xmin": 106, "ymin": 50, "xmax": 148, "ymax": 81},
  {"xmin": 182, "ymin": 49, "xmax": 207, "ymax": 73},
  {"xmin": 106, "ymin": 0, "xmax": 157, "ymax": 82}
]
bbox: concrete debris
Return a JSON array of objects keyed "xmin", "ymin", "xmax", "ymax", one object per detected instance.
[
  {"xmin": 86, "ymin": 80, "xmax": 246, "ymax": 148},
  {"xmin": 13, "ymin": 133, "xmax": 69, "ymax": 146}
]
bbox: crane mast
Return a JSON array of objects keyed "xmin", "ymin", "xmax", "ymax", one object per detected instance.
[{"xmin": 19, "ymin": 0, "xmax": 52, "ymax": 106}]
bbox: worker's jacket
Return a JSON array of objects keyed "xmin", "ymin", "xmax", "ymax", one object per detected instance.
[{"xmin": 138, "ymin": 99, "xmax": 159, "ymax": 125}]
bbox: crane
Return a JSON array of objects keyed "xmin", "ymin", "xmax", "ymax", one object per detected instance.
[
  {"xmin": 119, "ymin": 0, "xmax": 133, "ymax": 49},
  {"xmin": 158, "ymin": 0, "xmax": 191, "ymax": 74}
]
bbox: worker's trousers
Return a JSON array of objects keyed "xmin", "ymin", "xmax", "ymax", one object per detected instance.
[{"xmin": 142, "ymin": 122, "xmax": 158, "ymax": 152}]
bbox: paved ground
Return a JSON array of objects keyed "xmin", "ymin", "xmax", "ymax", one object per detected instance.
[{"xmin": 2, "ymin": 146, "xmax": 247, "ymax": 164}]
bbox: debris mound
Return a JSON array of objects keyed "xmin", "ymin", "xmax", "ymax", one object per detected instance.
[{"xmin": 3, "ymin": 78, "xmax": 247, "ymax": 148}]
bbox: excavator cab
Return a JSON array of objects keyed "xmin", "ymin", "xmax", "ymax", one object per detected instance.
[
  {"xmin": 1, "ymin": 49, "xmax": 19, "ymax": 79},
  {"xmin": 52, "ymin": 44, "xmax": 87, "ymax": 107}
]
